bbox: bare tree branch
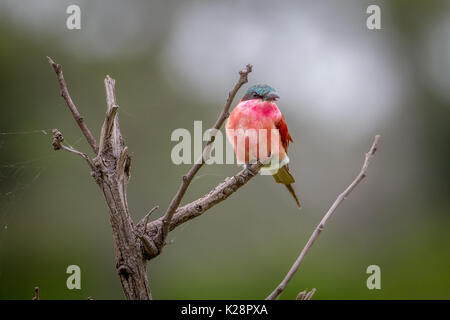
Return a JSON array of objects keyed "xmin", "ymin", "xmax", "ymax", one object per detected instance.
[
  {"xmin": 49, "ymin": 59, "xmax": 151, "ymax": 300},
  {"xmin": 49, "ymin": 58, "xmax": 378, "ymax": 301},
  {"xmin": 296, "ymin": 288, "xmax": 316, "ymax": 300},
  {"xmin": 98, "ymin": 75, "xmax": 120, "ymax": 156},
  {"xmin": 52, "ymin": 128, "xmax": 95, "ymax": 171},
  {"xmin": 47, "ymin": 57, "xmax": 99, "ymax": 154},
  {"xmin": 142, "ymin": 205, "xmax": 159, "ymax": 234},
  {"xmin": 93, "ymin": 75, "xmax": 150, "ymax": 300},
  {"xmin": 158, "ymin": 162, "xmax": 262, "ymax": 232},
  {"xmin": 49, "ymin": 58, "xmax": 259, "ymax": 299},
  {"xmin": 266, "ymin": 135, "xmax": 381, "ymax": 300},
  {"xmin": 160, "ymin": 64, "xmax": 253, "ymax": 242},
  {"xmin": 31, "ymin": 287, "xmax": 39, "ymax": 300},
  {"xmin": 140, "ymin": 162, "xmax": 262, "ymax": 259}
]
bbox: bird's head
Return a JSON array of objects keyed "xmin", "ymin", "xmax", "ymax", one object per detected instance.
[{"xmin": 241, "ymin": 84, "xmax": 279, "ymax": 102}]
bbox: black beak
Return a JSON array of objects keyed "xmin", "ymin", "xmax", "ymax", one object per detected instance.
[{"xmin": 264, "ymin": 92, "xmax": 280, "ymax": 101}]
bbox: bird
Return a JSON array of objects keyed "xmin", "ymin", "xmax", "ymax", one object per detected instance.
[{"xmin": 225, "ymin": 84, "xmax": 301, "ymax": 208}]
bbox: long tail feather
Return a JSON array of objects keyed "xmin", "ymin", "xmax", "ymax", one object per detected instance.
[
  {"xmin": 272, "ymin": 165, "xmax": 301, "ymax": 209},
  {"xmin": 284, "ymin": 183, "xmax": 301, "ymax": 208}
]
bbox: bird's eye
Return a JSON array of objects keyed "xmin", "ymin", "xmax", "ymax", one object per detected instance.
[{"xmin": 252, "ymin": 92, "xmax": 259, "ymax": 97}]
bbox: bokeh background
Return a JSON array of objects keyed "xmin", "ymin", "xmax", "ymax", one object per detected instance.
[{"xmin": 0, "ymin": 0, "xmax": 449, "ymax": 299}]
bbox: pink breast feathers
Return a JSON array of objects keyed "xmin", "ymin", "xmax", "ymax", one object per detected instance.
[{"xmin": 226, "ymin": 99, "xmax": 289, "ymax": 164}]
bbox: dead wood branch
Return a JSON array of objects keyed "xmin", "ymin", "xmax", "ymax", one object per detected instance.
[
  {"xmin": 266, "ymin": 135, "xmax": 381, "ymax": 300},
  {"xmin": 49, "ymin": 58, "xmax": 255, "ymax": 299},
  {"xmin": 31, "ymin": 287, "xmax": 39, "ymax": 300},
  {"xmin": 49, "ymin": 59, "xmax": 150, "ymax": 299},
  {"xmin": 296, "ymin": 288, "xmax": 317, "ymax": 300},
  {"xmin": 160, "ymin": 64, "xmax": 253, "ymax": 242},
  {"xmin": 47, "ymin": 57, "xmax": 98, "ymax": 154}
]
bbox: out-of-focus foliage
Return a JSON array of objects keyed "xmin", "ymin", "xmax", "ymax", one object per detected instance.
[{"xmin": 0, "ymin": 0, "xmax": 449, "ymax": 299}]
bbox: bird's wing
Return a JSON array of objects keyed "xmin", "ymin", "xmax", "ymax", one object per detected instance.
[{"xmin": 275, "ymin": 115, "xmax": 293, "ymax": 151}]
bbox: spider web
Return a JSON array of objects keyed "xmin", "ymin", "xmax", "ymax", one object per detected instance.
[{"xmin": 0, "ymin": 129, "xmax": 83, "ymax": 234}]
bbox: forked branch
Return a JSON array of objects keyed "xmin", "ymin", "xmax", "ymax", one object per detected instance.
[
  {"xmin": 146, "ymin": 161, "xmax": 263, "ymax": 237},
  {"xmin": 51, "ymin": 128, "xmax": 95, "ymax": 171},
  {"xmin": 48, "ymin": 58, "xmax": 256, "ymax": 298}
]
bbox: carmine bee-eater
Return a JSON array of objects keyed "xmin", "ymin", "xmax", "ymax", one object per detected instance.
[{"xmin": 226, "ymin": 84, "xmax": 301, "ymax": 208}]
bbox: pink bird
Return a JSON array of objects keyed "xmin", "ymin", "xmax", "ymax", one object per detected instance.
[{"xmin": 226, "ymin": 84, "xmax": 301, "ymax": 208}]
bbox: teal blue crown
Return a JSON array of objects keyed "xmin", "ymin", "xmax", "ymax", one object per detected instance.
[{"xmin": 245, "ymin": 84, "xmax": 276, "ymax": 96}]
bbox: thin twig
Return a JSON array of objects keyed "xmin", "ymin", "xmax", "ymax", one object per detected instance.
[
  {"xmin": 143, "ymin": 205, "xmax": 159, "ymax": 234},
  {"xmin": 47, "ymin": 57, "xmax": 99, "ymax": 154},
  {"xmin": 296, "ymin": 288, "xmax": 316, "ymax": 300},
  {"xmin": 52, "ymin": 129, "xmax": 95, "ymax": 171},
  {"xmin": 32, "ymin": 287, "xmax": 39, "ymax": 300},
  {"xmin": 266, "ymin": 135, "xmax": 381, "ymax": 300},
  {"xmin": 304, "ymin": 288, "xmax": 317, "ymax": 300},
  {"xmin": 160, "ymin": 64, "xmax": 253, "ymax": 242},
  {"xmin": 60, "ymin": 144, "xmax": 96, "ymax": 171}
]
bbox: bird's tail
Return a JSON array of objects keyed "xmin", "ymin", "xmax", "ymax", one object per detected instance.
[{"xmin": 272, "ymin": 165, "xmax": 301, "ymax": 209}]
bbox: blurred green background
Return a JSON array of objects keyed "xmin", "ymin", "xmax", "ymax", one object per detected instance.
[{"xmin": 0, "ymin": 0, "xmax": 449, "ymax": 299}]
